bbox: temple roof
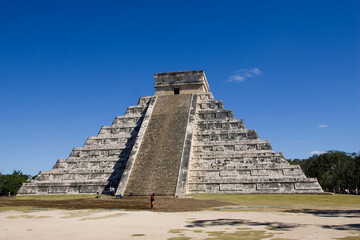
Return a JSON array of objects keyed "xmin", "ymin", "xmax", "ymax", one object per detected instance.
[{"xmin": 154, "ymin": 70, "xmax": 209, "ymax": 95}]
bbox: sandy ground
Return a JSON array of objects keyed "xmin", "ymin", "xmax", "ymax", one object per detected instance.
[{"xmin": 1, "ymin": 208, "xmax": 359, "ymax": 240}]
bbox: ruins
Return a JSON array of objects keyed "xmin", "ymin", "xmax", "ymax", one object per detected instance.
[{"xmin": 18, "ymin": 70, "xmax": 323, "ymax": 195}]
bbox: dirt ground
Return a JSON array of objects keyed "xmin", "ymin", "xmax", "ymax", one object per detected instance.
[
  {"xmin": 1, "ymin": 196, "xmax": 359, "ymax": 239},
  {"xmin": 1, "ymin": 208, "xmax": 360, "ymax": 240},
  {"xmin": 0, "ymin": 196, "xmax": 229, "ymax": 212}
]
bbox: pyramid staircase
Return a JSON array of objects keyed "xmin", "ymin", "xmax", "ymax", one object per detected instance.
[
  {"xmin": 124, "ymin": 94, "xmax": 192, "ymax": 195},
  {"xmin": 18, "ymin": 70, "xmax": 323, "ymax": 195}
]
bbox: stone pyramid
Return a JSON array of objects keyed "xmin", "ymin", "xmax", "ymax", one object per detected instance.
[{"xmin": 18, "ymin": 70, "xmax": 323, "ymax": 196}]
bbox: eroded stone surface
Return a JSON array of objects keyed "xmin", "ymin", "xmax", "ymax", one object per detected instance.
[
  {"xmin": 187, "ymin": 92, "xmax": 322, "ymax": 194},
  {"xmin": 18, "ymin": 97, "xmax": 152, "ymax": 195},
  {"xmin": 18, "ymin": 70, "xmax": 323, "ymax": 195},
  {"xmin": 123, "ymin": 94, "xmax": 193, "ymax": 195}
]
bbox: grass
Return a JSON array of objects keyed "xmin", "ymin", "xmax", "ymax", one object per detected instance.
[
  {"xmin": 81, "ymin": 212, "xmax": 124, "ymax": 220},
  {"xmin": 7, "ymin": 214, "xmax": 51, "ymax": 219},
  {"xmin": 205, "ymin": 230, "xmax": 273, "ymax": 240},
  {"xmin": 168, "ymin": 229, "xmax": 188, "ymax": 234},
  {"xmin": 206, "ymin": 231, "xmax": 225, "ymax": 237},
  {"xmin": 2, "ymin": 193, "xmax": 359, "ymax": 213},
  {"xmin": 0, "ymin": 206, "xmax": 36, "ymax": 212},
  {"xmin": 167, "ymin": 237, "xmax": 192, "ymax": 240},
  {"xmin": 192, "ymin": 194, "xmax": 360, "ymax": 210},
  {"xmin": 14, "ymin": 194, "xmax": 101, "ymax": 201},
  {"xmin": 270, "ymin": 238, "xmax": 294, "ymax": 240},
  {"xmin": 336, "ymin": 237, "xmax": 360, "ymax": 240},
  {"xmin": 61, "ymin": 209, "xmax": 102, "ymax": 218},
  {"xmin": 336, "ymin": 232, "xmax": 360, "ymax": 240},
  {"xmin": 0, "ymin": 205, "xmax": 55, "ymax": 212},
  {"xmin": 168, "ymin": 228, "xmax": 276, "ymax": 240}
]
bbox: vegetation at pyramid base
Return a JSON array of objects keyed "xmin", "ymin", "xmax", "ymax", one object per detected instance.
[
  {"xmin": 288, "ymin": 151, "xmax": 360, "ymax": 194},
  {"xmin": 0, "ymin": 170, "xmax": 30, "ymax": 196}
]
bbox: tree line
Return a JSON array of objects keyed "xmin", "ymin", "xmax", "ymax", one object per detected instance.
[
  {"xmin": 0, "ymin": 170, "xmax": 30, "ymax": 196},
  {"xmin": 288, "ymin": 151, "xmax": 360, "ymax": 194}
]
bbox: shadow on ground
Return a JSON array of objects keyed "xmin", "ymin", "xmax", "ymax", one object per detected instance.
[
  {"xmin": 285, "ymin": 209, "xmax": 360, "ymax": 218},
  {"xmin": 323, "ymin": 224, "xmax": 360, "ymax": 231},
  {"xmin": 185, "ymin": 218, "xmax": 300, "ymax": 231}
]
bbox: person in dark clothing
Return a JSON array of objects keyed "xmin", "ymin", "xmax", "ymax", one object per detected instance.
[
  {"xmin": 150, "ymin": 193, "xmax": 155, "ymax": 208},
  {"xmin": 109, "ymin": 186, "xmax": 115, "ymax": 196}
]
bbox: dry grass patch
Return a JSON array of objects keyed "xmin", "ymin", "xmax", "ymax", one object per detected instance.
[
  {"xmin": 205, "ymin": 230, "xmax": 273, "ymax": 240},
  {"xmin": 167, "ymin": 237, "xmax": 192, "ymax": 240},
  {"xmin": 168, "ymin": 229, "xmax": 188, "ymax": 234},
  {"xmin": 61, "ymin": 209, "xmax": 102, "ymax": 218},
  {"xmin": 131, "ymin": 234, "xmax": 146, "ymax": 237},
  {"xmin": 82, "ymin": 212, "xmax": 124, "ymax": 220},
  {"xmin": 193, "ymin": 194, "xmax": 360, "ymax": 211},
  {"xmin": 336, "ymin": 234, "xmax": 360, "ymax": 240},
  {"xmin": 271, "ymin": 238, "xmax": 294, "ymax": 240},
  {"xmin": 14, "ymin": 194, "xmax": 100, "ymax": 201},
  {"xmin": 7, "ymin": 214, "xmax": 51, "ymax": 219},
  {"xmin": 0, "ymin": 206, "xmax": 34, "ymax": 212},
  {"xmin": 0, "ymin": 196, "xmax": 227, "ymax": 211}
]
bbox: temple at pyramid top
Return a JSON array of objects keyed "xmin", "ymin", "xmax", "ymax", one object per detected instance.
[
  {"xmin": 18, "ymin": 69, "xmax": 323, "ymax": 196},
  {"xmin": 154, "ymin": 70, "xmax": 210, "ymax": 95}
]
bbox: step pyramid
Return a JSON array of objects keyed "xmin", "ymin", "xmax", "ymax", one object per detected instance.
[{"xmin": 18, "ymin": 70, "xmax": 323, "ymax": 195}]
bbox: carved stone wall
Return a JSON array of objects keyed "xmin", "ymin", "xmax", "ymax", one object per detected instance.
[
  {"xmin": 17, "ymin": 97, "xmax": 152, "ymax": 195},
  {"xmin": 187, "ymin": 93, "xmax": 323, "ymax": 194},
  {"xmin": 154, "ymin": 70, "xmax": 210, "ymax": 95},
  {"xmin": 18, "ymin": 70, "xmax": 323, "ymax": 195}
]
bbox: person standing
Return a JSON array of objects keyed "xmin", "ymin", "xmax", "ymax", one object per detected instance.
[
  {"xmin": 109, "ymin": 186, "xmax": 115, "ymax": 196},
  {"xmin": 150, "ymin": 193, "xmax": 155, "ymax": 208}
]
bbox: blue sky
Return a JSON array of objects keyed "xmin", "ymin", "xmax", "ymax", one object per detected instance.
[{"xmin": 0, "ymin": 0, "xmax": 359, "ymax": 175}]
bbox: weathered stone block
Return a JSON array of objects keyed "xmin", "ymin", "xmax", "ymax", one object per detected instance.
[
  {"xmin": 18, "ymin": 70, "xmax": 323, "ymax": 196},
  {"xmin": 220, "ymin": 183, "xmax": 256, "ymax": 191},
  {"xmin": 294, "ymin": 182, "xmax": 322, "ymax": 190}
]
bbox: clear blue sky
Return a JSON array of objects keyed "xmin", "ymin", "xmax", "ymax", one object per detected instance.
[{"xmin": 0, "ymin": 0, "xmax": 359, "ymax": 175}]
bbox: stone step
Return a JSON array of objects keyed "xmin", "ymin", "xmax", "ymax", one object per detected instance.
[
  {"xmin": 190, "ymin": 164, "xmax": 299, "ymax": 170},
  {"xmin": 197, "ymin": 93, "xmax": 214, "ymax": 101},
  {"xmin": 56, "ymin": 158, "xmax": 120, "ymax": 163},
  {"xmin": 124, "ymin": 106, "xmax": 147, "ymax": 115},
  {"xmin": 188, "ymin": 181, "xmax": 323, "ymax": 194},
  {"xmin": 18, "ymin": 97, "xmax": 150, "ymax": 195},
  {"xmin": 188, "ymin": 177, "xmax": 318, "ymax": 184},
  {"xmin": 197, "ymin": 110, "xmax": 235, "ymax": 120},
  {"xmin": 194, "ymin": 129, "xmax": 256, "ymax": 135},
  {"xmin": 192, "ymin": 153, "xmax": 284, "ymax": 158},
  {"xmin": 196, "ymin": 119, "xmax": 244, "ymax": 126},
  {"xmin": 193, "ymin": 139, "xmax": 270, "ymax": 146},
  {"xmin": 197, "ymin": 101, "xmax": 224, "ymax": 110},
  {"xmin": 124, "ymin": 94, "xmax": 192, "ymax": 196},
  {"xmin": 66, "ymin": 155, "xmax": 128, "ymax": 161},
  {"xmin": 99, "ymin": 126, "xmax": 139, "ymax": 135}
]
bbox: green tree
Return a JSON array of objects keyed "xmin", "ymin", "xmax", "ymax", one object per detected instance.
[
  {"xmin": 288, "ymin": 151, "xmax": 359, "ymax": 194},
  {"xmin": 0, "ymin": 170, "xmax": 30, "ymax": 196}
]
